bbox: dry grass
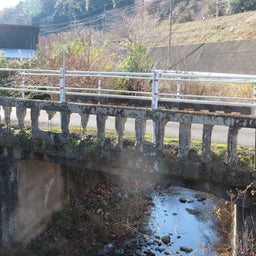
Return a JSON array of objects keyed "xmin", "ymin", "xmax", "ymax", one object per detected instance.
[
  {"xmin": 159, "ymin": 11, "xmax": 256, "ymax": 46},
  {"xmin": 19, "ymin": 170, "xmax": 148, "ymax": 256}
]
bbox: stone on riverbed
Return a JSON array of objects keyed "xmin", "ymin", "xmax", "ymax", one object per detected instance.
[
  {"xmin": 161, "ymin": 235, "xmax": 171, "ymax": 244},
  {"xmin": 180, "ymin": 246, "xmax": 193, "ymax": 253}
]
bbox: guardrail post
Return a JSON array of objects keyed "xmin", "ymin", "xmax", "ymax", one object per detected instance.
[
  {"xmin": 98, "ymin": 75, "xmax": 101, "ymax": 105},
  {"xmin": 152, "ymin": 70, "xmax": 159, "ymax": 144},
  {"xmin": 152, "ymin": 70, "xmax": 159, "ymax": 110},
  {"xmin": 254, "ymin": 83, "xmax": 256, "ymax": 170},
  {"xmin": 60, "ymin": 68, "xmax": 66, "ymax": 103},
  {"xmin": 177, "ymin": 81, "xmax": 181, "ymax": 98},
  {"xmin": 21, "ymin": 73, "xmax": 25, "ymax": 99},
  {"xmin": 254, "ymin": 83, "xmax": 256, "ymax": 116}
]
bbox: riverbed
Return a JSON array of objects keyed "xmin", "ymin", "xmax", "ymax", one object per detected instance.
[{"xmin": 98, "ymin": 186, "xmax": 231, "ymax": 256}]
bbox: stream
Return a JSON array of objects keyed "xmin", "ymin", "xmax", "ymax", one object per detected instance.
[{"xmin": 97, "ymin": 186, "xmax": 231, "ymax": 256}]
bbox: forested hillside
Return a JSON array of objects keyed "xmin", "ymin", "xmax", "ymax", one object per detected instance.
[{"xmin": 0, "ymin": 0, "xmax": 256, "ymax": 34}]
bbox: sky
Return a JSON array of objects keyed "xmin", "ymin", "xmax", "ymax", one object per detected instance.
[{"xmin": 0, "ymin": 0, "xmax": 21, "ymax": 11}]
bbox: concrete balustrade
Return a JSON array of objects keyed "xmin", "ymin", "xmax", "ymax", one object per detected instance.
[{"xmin": 0, "ymin": 97, "xmax": 255, "ymax": 164}]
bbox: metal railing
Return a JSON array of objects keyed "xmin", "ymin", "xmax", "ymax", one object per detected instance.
[{"xmin": 0, "ymin": 67, "xmax": 256, "ymax": 114}]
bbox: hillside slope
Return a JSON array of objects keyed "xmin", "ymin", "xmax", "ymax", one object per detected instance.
[{"xmin": 160, "ymin": 11, "xmax": 256, "ymax": 46}]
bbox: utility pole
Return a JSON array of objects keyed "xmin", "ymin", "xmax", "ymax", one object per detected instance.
[
  {"xmin": 216, "ymin": 0, "xmax": 219, "ymax": 17},
  {"xmin": 103, "ymin": 4, "xmax": 106, "ymax": 33},
  {"xmin": 168, "ymin": 0, "xmax": 173, "ymax": 69}
]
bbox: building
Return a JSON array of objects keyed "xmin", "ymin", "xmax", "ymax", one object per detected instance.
[{"xmin": 0, "ymin": 24, "xmax": 40, "ymax": 59}]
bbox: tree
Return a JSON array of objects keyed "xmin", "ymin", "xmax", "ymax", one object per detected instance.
[
  {"xmin": 54, "ymin": 0, "xmax": 84, "ymax": 22},
  {"xmin": 112, "ymin": 0, "xmax": 134, "ymax": 8},
  {"xmin": 32, "ymin": 0, "xmax": 57, "ymax": 25},
  {"xmin": 23, "ymin": 0, "xmax": 43, "ymax": 17},
  {"xmin": 85, "ymin": 0, "xmax": 112, "ymax": 15},
  {"xmin": 207, "ymin": 0, "xmax": 227, "ymax": 17},
  {"xmin": 2, "ymin": 4, "xmax": 31, "ymax": 25},
  {"xmin": 0, "ymin": 53, "xmax": 21, "ymax": 97},
  {"xmin": 227, "ymin": 0, "xmax": 256, "ymax": 14}
]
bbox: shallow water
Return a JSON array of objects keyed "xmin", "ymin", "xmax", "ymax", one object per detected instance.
[
  {"xmin": 97, "ymin": 186, "xmax": 229, "ymax": 256},
  {"xmin": 141, "ymin": 186, "xmax": 224, "ymax": 256}
]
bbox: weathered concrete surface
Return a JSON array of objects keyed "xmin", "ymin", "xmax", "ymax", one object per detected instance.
[
  {"xmin": 0, "ymin": 154, "xmax": 68, "ymax": 255},
  {"xmin": 202, "ymin": 124, "xmax": 213, "ymax": 163},
  {"xmin": 0, "ymin": 130, "xmax": 254, "ymax": 203},
  {"xmin": 16, "ymin": 160, "xmax": 67, "ymax": 244}
]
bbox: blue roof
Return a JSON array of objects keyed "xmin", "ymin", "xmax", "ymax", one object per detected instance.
[{"xmin": 0, "ymin": 48, "xmax": 36, "ymax": 59}]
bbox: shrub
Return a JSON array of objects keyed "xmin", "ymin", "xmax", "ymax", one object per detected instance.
[
  {"xmin": 227, "ymin": 0, "xmax": 256, "ymax": 14},
  {"xmin": 117, "ymin": 43, "xmax": 153, "ymax": 91}
]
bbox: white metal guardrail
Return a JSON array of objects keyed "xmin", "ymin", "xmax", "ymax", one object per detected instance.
[{"xmin": 0, "ymin": 67, "xmax": 256, "ymax": 114}]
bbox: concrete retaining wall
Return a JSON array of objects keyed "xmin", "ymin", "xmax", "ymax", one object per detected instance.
[{"xmin": 151, "ymin": 39, "xmax": 256, "ymax": 74}]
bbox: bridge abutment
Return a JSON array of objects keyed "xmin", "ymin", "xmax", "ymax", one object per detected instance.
[{"xmin": 0, "ymin": 152, "xmax": 68, "ymax": 255}]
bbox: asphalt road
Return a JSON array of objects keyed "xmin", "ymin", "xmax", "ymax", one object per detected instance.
[
  {"xmin": 2, "ymin": 108, "xmax": 255, "ymax": 147},
  {"xmin": 34, "ymin": 110, "xmax": 256, "ymax": 147}
]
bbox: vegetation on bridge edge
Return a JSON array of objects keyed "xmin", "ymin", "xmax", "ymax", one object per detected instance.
[{"xmin": 5, "ymin": 126, "xmax": 255, "ymax": 170}]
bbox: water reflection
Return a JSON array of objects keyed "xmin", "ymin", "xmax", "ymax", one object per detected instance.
[
  {"xmin": 97, "ymin": 186, "xmax": 230, "ymax": 256},
  {"xmin": 142, "ymin": 186, "xmax": 225, "ymax": 256}
]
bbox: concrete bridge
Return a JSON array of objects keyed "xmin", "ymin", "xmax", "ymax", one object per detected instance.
[{"xmin": 0, "ymin": 96, "xmax": 256, "ymax": 254}]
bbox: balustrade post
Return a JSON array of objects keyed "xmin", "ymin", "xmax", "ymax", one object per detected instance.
[
  {"xmin": 31, "ymin": 108, "xmax": 40, "ymax": 137},
  {"xmin": 46, "ymin": 110, "xmax": 56, "ymax": 130},
  {"xmin": 46, "ymin": 110, "xmax": 56, "ymax": 121},
  {"xmin": 135, "ymin": 118, "xmax": 146, "ymax": 152},
  {"xmin": 227, "ymin": 126, "xmax": 240, "ymax": 166},
  {"xmin": 115, "ymin": 117, "xmax": 127, "ymax": 149},
  {"xmin": 60, "ymin": 112, "xmax": 70, "ymax": 142},
  {"xmin": 97, "ymin": 115, "xmax": 108, "ymax": 148},
  {"xmin": 16, "ymin": 107, "xmax": 26, "ymax": 131},
  {"xmin": 154, "ymin": 119, "xmax": 167, "ymax": 153},
  {"xmin": 178, "ymin": 122, "xmax": 191, "ymax": 161},
  {"xmin": 202, "ymin": 124, "xmax": 213, "ymax": 163},
  {"xmin": 3, "ymin": 106, "xmax": 12, "ymax": 128},
  {"xmin": 80, "ymin": 113, "xmax": 90, "ymax": 135}
]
